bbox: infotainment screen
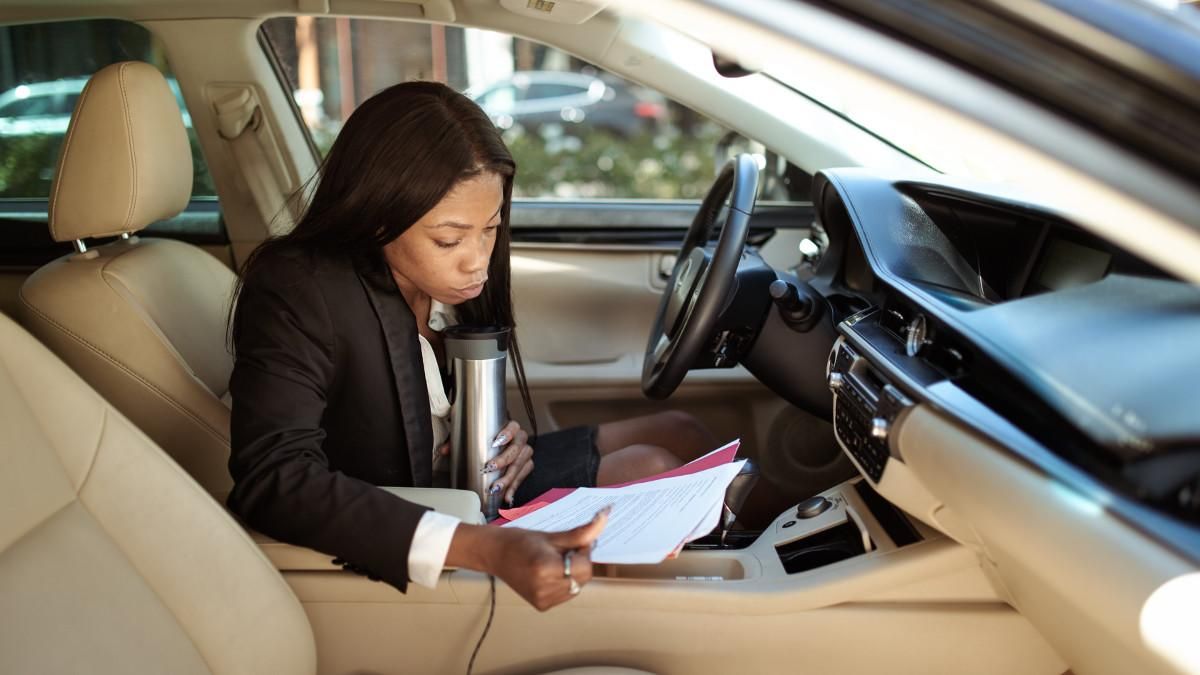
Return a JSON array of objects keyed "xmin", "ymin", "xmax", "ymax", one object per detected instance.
[{"xmin": 1028, "ymin": 237, "xmax": 1112, "ymax": 294}]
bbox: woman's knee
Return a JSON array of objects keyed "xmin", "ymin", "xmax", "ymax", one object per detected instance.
[
  {"xmin": 655, "ymin": 410, "xmax": 716, "ymax": 447},
  {"xmin": 597, "ymin": 444, "xmax": 682, "ymax": 485},
  {"xmin": 640, "ymin": 444, "xmax": 683, "ymax": 476}
]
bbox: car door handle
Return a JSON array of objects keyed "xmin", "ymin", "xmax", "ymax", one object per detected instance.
[{"xmin": 658, "ymin": 253, "xmax": 676, "ymax": 280}]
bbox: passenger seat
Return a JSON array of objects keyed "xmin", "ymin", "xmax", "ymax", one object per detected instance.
[
  {"xmin": 0, "ymin": 311, "xmax": 314, "ymax": 673},
  {"xmin": 18, "ymin": 61, "xmax": 236, "ymax": 495},
  {"xmin": 0, "ymin": 309, "xmax": 651, "ymax": 675}
]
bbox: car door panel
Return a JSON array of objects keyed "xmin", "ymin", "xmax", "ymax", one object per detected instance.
[{"xmin": 507, "ymin": 200, "xmax": 813, "ymax": 454}]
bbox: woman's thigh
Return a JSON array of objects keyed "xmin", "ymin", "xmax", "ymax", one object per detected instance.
[{"xmin": 594, "ymin": 410, "xmax": 718, "ymax": 462}]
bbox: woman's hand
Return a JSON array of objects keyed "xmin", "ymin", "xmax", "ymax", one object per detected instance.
[
  {"xmin": 446, "ymin": 509, "xmax": 609, "ymax": 611},
  {"xmin": 484, "ymin": 420, "xmax": 534, "ymax": 505}
]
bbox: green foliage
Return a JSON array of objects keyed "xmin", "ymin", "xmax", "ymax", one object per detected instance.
[
  {"xmin": 305, "ymin": 118, "xmax": 727, "ymax": 200},
  {"xmin": 502, "ymin": 122, "xmax": 727, "ymax": 200},
  {"xmin": 0, "ymin": 130, "xmax": 216, "ymax": 199},
  {"xmin": 0, "ymin": 135, "xmax": 63, "ymax": 198}
]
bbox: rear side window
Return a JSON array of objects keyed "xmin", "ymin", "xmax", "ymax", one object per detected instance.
[{"xmin": 0, "ymin": 18, "xmax": 223, "ymax": 266}]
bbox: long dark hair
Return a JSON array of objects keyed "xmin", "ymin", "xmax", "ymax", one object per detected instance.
[{"xmin": 231, "ymin": 80, "xmax": 536, "ymax": 434}]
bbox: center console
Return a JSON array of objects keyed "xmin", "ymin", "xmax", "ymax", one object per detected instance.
[
  {"xmin": 828, "ymin": 338, "xmax": 914, "ymax": 484},
  {"xmin": 592, "ymin": 476, "xmax": 930, "ymax": 583}
]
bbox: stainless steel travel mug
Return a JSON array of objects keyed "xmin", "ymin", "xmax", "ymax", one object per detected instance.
[{"xmin": 444, "ymin": 325, "xmax": 510, "ymax": 520}]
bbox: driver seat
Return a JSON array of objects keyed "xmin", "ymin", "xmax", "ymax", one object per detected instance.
[{"xmin": 18, "ymin": 61, "xmax": 236, "ymax": 495}]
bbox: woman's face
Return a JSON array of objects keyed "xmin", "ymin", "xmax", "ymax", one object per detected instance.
[{"xmin": 383, "ymin": 172, "xmax": 504, "ymax": 306}]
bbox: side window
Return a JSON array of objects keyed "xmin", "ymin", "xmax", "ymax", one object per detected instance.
[
  {"xmin": 260, "ymin": 18, "xmax": 807, "ymax": 202},
  {"xmin": 0, "ymin": 19, "xmax": 222, "ymax": 264}
]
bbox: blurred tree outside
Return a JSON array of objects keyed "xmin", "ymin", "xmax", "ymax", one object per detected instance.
[
  {"xmin": 0, "ymin": 132, "xmax": 215, "ymax": 200},
  {"xmin": 503, "ymin": 120, "xmax": 726, "ymax": 199},
  {"xmin": 0, "ymin": 19, "xmax": 217, "ymax": 201}
]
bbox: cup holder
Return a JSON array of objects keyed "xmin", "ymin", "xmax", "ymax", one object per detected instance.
[{"xmin": 776, "ymin": 520, "xmax": 866, "ymax": 574}]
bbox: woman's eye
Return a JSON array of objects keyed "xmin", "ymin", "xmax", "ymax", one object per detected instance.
[{"xmin": 434, "ymin": 240, "xmax": 460, "ymax": 249}]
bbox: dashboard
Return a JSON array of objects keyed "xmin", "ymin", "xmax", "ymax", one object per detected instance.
[{"xmin": 804, "ymin": 168, "xmax": 1200, "ymax": 557}]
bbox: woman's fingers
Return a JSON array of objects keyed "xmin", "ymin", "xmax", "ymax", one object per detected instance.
[
  {"xmin": 491, "ymin": 420, "xmax": 521, "ymax": 449},
  {"xmin": 504, "ymin": 454, "xmax": 535, "ymax": 505},
  {"xmin": 491, "ymin": 443, "xmax": 533, "ymax": 502},
  {"xmin": 528, "ymin": 537, "xmax": 599, "ymax": 610},
  {"xmin": 487, "ymin": 522, "xmax": 606, "ymax": 611},
  {"xmin": 566, "ymin": 545, "xmax": 594, "ymax": 585},
  {"xmin": 482, "ymin": 422, "xmax": 528, "ymax": 473},
  {"xmin": 549, "ymin": 507, "xmax": 610, "ymax": 551},
  {"xmin": 437, "ymin": 442, "xmax": 450, "ymax": 457}
]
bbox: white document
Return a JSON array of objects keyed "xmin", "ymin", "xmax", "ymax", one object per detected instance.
[{"xmin": 502, "ymin": 460, "xmax": 745, "ymax": 564}]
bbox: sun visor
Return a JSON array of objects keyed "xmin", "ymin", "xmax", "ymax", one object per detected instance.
[{"xmin": 499, "ymin": 0, "xmax": 607, "ymax": 24}]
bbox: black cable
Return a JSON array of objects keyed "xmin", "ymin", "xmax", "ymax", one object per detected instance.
[{"xmin": 466, "ymin": 574, "xmax": 497, "ymax": 675}]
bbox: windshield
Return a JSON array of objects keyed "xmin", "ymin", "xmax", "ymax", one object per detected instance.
[{"xmin": 764, "ymin": 0, "xmax": 1200, "ymax": 184}]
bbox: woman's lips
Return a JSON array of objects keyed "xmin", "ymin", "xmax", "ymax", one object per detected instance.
[{"xmin": 457, "ymin": 281, "xmax": 486, "ymax": 299}]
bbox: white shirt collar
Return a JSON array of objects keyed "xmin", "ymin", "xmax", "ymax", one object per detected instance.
[{"xmin": 428, "ymin": 299, "xmax": 456, "ymax": 333}]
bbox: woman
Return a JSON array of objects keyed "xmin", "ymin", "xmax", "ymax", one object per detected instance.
[{"xmin": 228, "ymin": 81, "xmax": 717, "ymax": 610}]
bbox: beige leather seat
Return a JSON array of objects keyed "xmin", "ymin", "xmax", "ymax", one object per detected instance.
[
  {"xmin": 7, "ymin": 61, "xmax": 651, "ymax": 675},
  {"xmin": 19, "ymin": 61, "xmax": 236, "ymax": 495},
  {"xmin": 0, "ymin": 311, "xmax": 314, "ymax": 673},
  {"xmin": 0, "ymin": 307, "xmax": 650, "ymax": 673}
]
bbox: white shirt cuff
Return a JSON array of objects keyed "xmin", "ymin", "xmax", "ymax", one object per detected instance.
[{"xmin": 407, "ymin": 510, "xmax": 461, "ymax": 588}]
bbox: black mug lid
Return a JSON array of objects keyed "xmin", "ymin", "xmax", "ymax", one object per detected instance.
[{"xmin": 443, "ymin": 325, "xmax": 510, "ymax": 353}]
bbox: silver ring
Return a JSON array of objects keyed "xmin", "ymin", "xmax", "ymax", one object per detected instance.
[
  {"xmin": 563, "ymin": 550, "xmax": 573, "ymax": 578},
  {"xmin": 568, "ymin": 577, "xmax": 581, "ymax": 596}
]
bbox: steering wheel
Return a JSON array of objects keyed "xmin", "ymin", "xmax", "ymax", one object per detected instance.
[{"xmin": 642, "ymin": 153, "xmax": 760, "ymax": 399}]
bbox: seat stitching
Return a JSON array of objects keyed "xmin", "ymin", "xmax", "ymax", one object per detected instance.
[
  {"xmin": 72, "ymin": 492, "xmax": 216, "ymax": 674},
  {"xmin": 17, "ymin": 289, "xmax": 229, "ymax": 446},
  {"xmin": 0, "ymin": 355, "xmax": 88, "ymax": 546},
  {"xmin": 117, "ymin": 63, "xmax": 138, "ymax": 232},
  {"xmin": 1, "ymin": 351, "xmax": 306, "ymax": 669},
  {"xmin": 97, "ymin": 243, "xmax": 210, "ymax": 391},
  {"xmin": 0, "ymin": 341, "xmax": 102, "ymax": 494},
  {"xmin": 0, "ymin": 498, "xmax": 78, "ymax": 558},
  {"xmin": 47, "ymin": 73, "xmax": 97, "ymax": 242},
  {"xmin": 77, "ymin": 407, "xmax": 107, "ymax": 493}
]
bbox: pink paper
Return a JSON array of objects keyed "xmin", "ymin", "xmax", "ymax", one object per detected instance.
[{"xmin": 493, "ymin": 439, "xmax": 741, "ymax": 525}]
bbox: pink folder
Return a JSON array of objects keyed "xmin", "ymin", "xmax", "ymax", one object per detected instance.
[{"xmin": 493, "ymin": 439, "xmax": 741, "ymax": 525}]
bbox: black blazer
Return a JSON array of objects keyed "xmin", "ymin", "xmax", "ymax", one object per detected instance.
[{"xmin": 227, "ymin": 246, "xmax": 436, "ymax": 592}]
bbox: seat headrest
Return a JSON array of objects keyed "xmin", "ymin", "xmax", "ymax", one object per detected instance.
[{"xmin": 49, "ymin": 61, "xmax": 193, "ymax": 243}]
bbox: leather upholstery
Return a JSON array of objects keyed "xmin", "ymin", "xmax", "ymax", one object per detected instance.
[
  {"xmin": 20, "ymin": 238, "xmax": 236, "ymax": 494},
  {"xmin": 49, "ymin": 61, "xmax": 192, "ymax": 242},
  {"xmin": 20, "ymin": 61, "xmax": 237, "ymax": 495},
  {"xmin": 0, "ymin": 312, "xmax": 315, "ymax": 674}
]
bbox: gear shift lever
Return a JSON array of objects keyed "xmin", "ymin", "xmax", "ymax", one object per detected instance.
[{"xmin": 720, "ymin": 458, "xmax": 759, "ymax": 547}]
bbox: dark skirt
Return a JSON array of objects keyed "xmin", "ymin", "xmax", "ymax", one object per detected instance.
[{"xmin": 511, "ymin": 424, "xmax": 600, "ymax": 506}]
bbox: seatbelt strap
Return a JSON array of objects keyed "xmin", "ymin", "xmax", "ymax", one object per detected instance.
[{"xmin": 214, "ymin": 87, "xmax": 297, "ymax": 235}]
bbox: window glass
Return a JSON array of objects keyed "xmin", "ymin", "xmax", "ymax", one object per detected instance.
[
  {"xmin": 0, "ymin": 19, "xmax": 217, "ymax": 200},
  {"xmin": 478, "ymin": 85, "xmax": 515, "ymax": 111},
  {"xmin": 525, "ymin": 83, "xmax": 583, "ymax": 99},
  {"xmin": 262, "ymin": 18, "xmax": 763, "ymax": 200}
]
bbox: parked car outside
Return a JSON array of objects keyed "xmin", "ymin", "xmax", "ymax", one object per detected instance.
[
  {"xmin": 0, "ymin": 75, "xmax": 205, "ymax": 198},
  {"xmin": 470, "ymin": 70, "xmax": 667, "ymax": 137},
  {"xmin": 0, "ymin": 76, "xmax": 193, "ymax": 137}
]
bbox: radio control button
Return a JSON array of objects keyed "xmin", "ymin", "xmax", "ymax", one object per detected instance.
[{"xmin": 870, "ymin": 417, "xmax": 890, "ymax": 440}]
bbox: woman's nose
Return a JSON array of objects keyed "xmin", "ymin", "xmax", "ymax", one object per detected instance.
[{"xmin": 466, "ymin": 237, "xmax": 490, "ymax": 273}]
